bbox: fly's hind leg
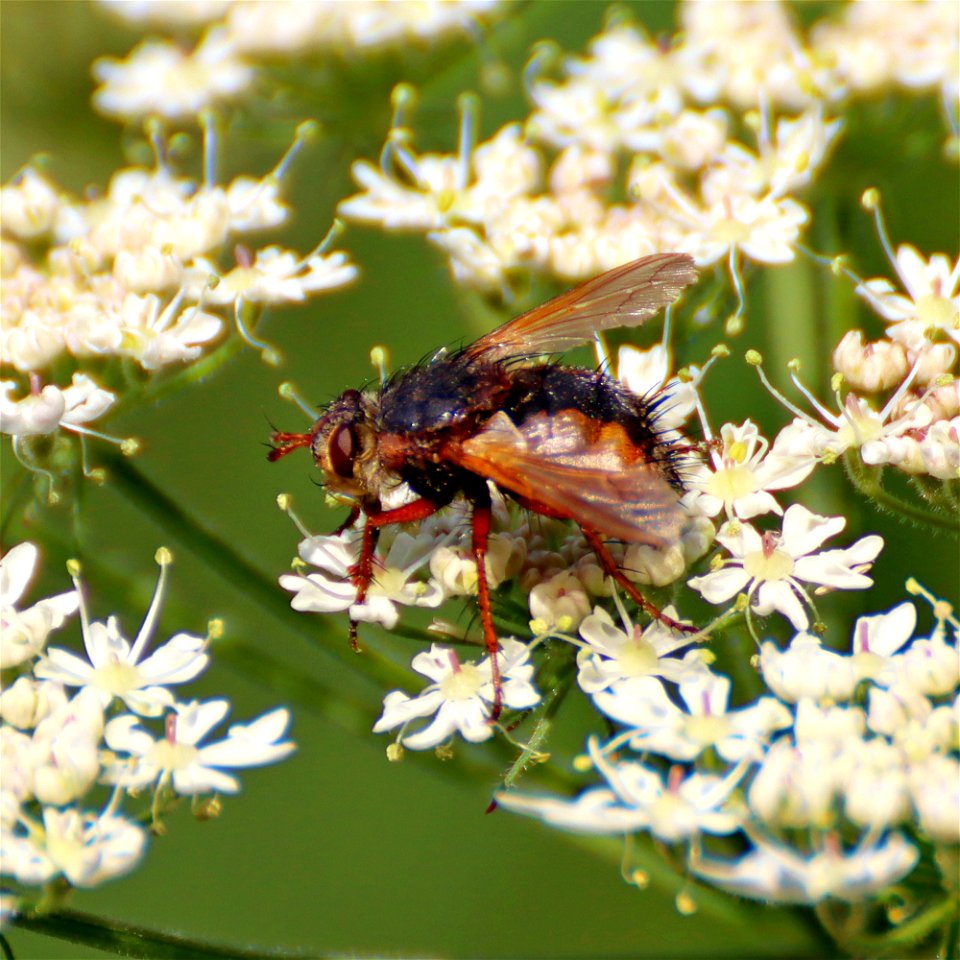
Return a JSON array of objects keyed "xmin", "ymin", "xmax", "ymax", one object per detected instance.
[{"xmin": 579, "ymin": 526, "xmax": 696, "ymax": 634}]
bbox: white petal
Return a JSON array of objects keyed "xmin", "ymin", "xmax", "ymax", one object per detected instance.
[
  {"xmin": 35, "ymin": 647, "xmax": 95, "ymax": 685},
  {"xmin": 497, "ymin": 786, "xmax": 651, "ymax": 834},
  {"xmin": 753, "ymin": 580, "xmax": 809, "ymax": 630},
  {"xmin": 136, "ymin": 632, "xmax": 208, "ymax": 683},
  {"xmin": 172, "ymin": 764, "xmax": 241, "ymax": 795},
  {"xmin": 689, "ymin": 566, "xmax": 751, "ymax": 604},
  {"xmin": 0, "ymin": 542, "xmax": 39, "ymax": 605}
]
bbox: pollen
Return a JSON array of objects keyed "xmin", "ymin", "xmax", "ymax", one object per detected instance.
[
  {"xmin": 743, "ymin": 547, "xmax": 795, "ymax": 582},
  {"xmin": 91, "ymin": 660, "xmax": 141, "ymax": 696},
  {"xmin": 618, "ymin": 633, "xmax": 659, "ymax": 676},
  {"xmin": 440, "ymin": 662, "xmax": 484, "ymax": 701},
  {"xmin": 915, "ymin": 293, "xmax": 957, "ymax": 330},
  {"xmin": 685, "ymin": 713, "xmax": 732, "ymax": 746},
  {"xmin": 707, "ymin": 464, "xmax": 759, "ymax": 502}
]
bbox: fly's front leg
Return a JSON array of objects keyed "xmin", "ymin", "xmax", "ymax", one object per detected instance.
[
  {"xmin": 348, "ymin": 518, "xmax": 380, "ymax": 652},
  {"xmin": 350, "ymin": 498, "xmax": 442, "ymax": 651}
]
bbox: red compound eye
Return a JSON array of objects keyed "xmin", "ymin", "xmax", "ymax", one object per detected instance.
[{"xmin": 328, "ymin": 423, "xmax": 357, "ymax": 479}]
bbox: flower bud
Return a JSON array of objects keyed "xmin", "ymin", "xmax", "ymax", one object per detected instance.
[{"xmin": 832, "ymin": 330, "xmax": 908, "ymax": 392}]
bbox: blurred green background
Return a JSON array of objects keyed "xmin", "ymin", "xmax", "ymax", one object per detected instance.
[{"xmin": 2, "ymin": 2, "xmax": 956, "ymax": 957}]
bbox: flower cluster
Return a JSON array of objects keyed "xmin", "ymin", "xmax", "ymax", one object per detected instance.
[
  {"xmin": 499, "ymin": 575, "xmax": 958, "ymax": 907},
  {"xmin": 1, "ymin": 127, "xmax": 357, "ymax": 463},
  {"xmin": 338, "ymin": 4, "xmax": 858, "ymax": 301},
  {"xmin": 736, "ymin": 208, "xmax": 959, "ymax": 484},
  {"xmin": 0, "ymin": 543, "xmax": 294, "ymax": 915},
  {"xmin": 267, "ymin": 11, "xmax": 958, "ymax": 949},
  {"xmin": 338, "ymin": 1, "xmax": 958, "ymax": 344},
  {"xmin": 92, "ymin": 0, "xmax": 504, "ymax": 123}
]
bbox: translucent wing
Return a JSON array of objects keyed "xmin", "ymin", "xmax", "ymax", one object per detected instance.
[
  {"xmin": 447, "ymin": 411, "xmax": 684, "ymax": 548},
  {"xmin": 465, "ymin": 253, "xmax": 697, "ymax": 362}
]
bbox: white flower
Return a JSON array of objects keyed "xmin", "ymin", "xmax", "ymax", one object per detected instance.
[
  {"xmin": 575, "ymin": 604, "xmax": 700, "ymax": 694},
  {"xmin": 918, "ymin": 417, "xmax": 960, "ymax": 480},
  {"xmin": 792, "ymin": 699, "xmax": 866, "ymax": 744},
  {"xmin": 849, "ymin": 601, "xmax": 918, "ymax": 685},
  {"xmin": 428, "ymin": 225, "xmax": 511, "ymax": 292},
  {"xmin": 832, "ymin": 330, "xmax": 910, "ymax": 394},
  {"xmin": 693, "ymin": 832, "xmax": 920, "ymax": 905},
  {"xmin": 867, "ymin": 686, "xmax": 955, "ymax": 761},
  {"xmin": 616, "ymin": 344, "xmax": 698, "ymax": 431},
  {"xmin": 0, "ymin": 374, "xmax": 116, "ymax": 438},
  {"xmin": 812, "ymin": 1, "xmax": 959, "ymax": 95},
  {"xmin": 189, "ymin": 247, "xmax": 358, "ymax": 307},
  {"xmin": 498, "ymin": 750, "xmax": 743, "ymax": 842},
  {"xmin": 372, "ymin": 639, "xmax": 540, "ymax": 749},
  {"xmin": 92, "ymin": 31, "xmax": 253, "ymax": 122},
  {"xmin": 678, "ymin": 1, "xmax": 824, "ymax": 110},
  {"xmin": 749, "ymin": 734, "xmax": 856, "ymax": 829},
  {"xmin": 28, "ymin": 688, "xmax": 105, "ymax": 806},
  {"xmin": 0, "ymin": 543, "xmax": 78, "ymax": 669},
  {"xmin": 110, "ymin": 292, "xmax": 224, "ymax": 371},
  {"xmin": 113, "ymin": 246, "xmax": 184, "ymax": 294},
  {"xmin": 103, "ymin": 699, "xmax": 295, "ymax": 794},
  {"xmin": 2, "ymin": 806, "xmax": 147, "ymax": 888},
  {"xmin": 595, "ymin": 671, "xmax": 791, "ymax": 763},
  {"xmin": 843, "ymin": 738, "xmax": 911, "ymax": 830},
  {"xmin": 340, "ymin": 123, "xmax": 539, "ymax": 243},
  {"xmin": 528, "ymin": 571, "xmax": 591, "ymax": 634},
  {"xmin": 0, "ymin": 168, "xmax": 61, "ymax": 239},
  {"xmin": 223, "ymin": 175, "xmax": 289, "ymax": 233},
  {"xmin": 685, "ymin": 192, "xmax": 810, "ymax": 267},
  {"xmin": 688, "ymin": 505, "xmax": 884, "ymax": 630},
  {"xmin": 2, "ymin": 726, "xmax": 34, "ymax": 808},
  {"xmin": 856, "ymin": 245, "xmax": 960, "ymax": 351},
  {"xmin": 760, "ymin": 633, "xmax": 858, "ymax": 703},
  {"xmin": 224, "ymin": 0, "xmax": 502, "ymax": 57},
  {"xmin": 97, "ymin": 0, "xmax": 230, "ymax": 28},
  {"xmin": 0, "ymin": 677, "xmax": 67, "ymax": 730},
  {"xmin": 690, "ymin": 419, "xmax": 816, "ymax": 520},
  {"xmin": 36, "ymin": 552, "xmax": 208, "ymax": 716},
  {"xmin": 429, "ymin": 533, "xmax": 521, "ymax": 597},
  {"xmin": 280, "ymin": 529, "xmax": 444, "ymax": 631},
  {"xmin": 892, "ymin": 626, "xmax": 960, "ymax": 698},
  {"xmin": 909, "ymin": 754, "xmax": 960, "ymax": 843},
  {"xmin": 766, "ymin": 381, "xmax": 935, "ymax": 471}
]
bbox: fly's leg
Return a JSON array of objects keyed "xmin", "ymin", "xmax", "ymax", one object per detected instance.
[
  {"xmin": 469, "ymin": 491, "xmax": 504, "ymax": 721},
  {"xmin": 350, "ymin": 498, "xmax": 442, "ymax": 650},
  {"xmin": 580, "ymin": 526, "xmax": 697, "ymax": 634}
]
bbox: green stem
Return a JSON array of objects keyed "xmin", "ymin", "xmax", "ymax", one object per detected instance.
[
  {"xmin": 129, "ymin": 333, "xmax": 248, "ymax": 413},
  {"xmin": 843, "ymin": 450, "xmax": 960, "ymax": 533},
  {"xmin": 0, "ymin": 466, "xmax": 32, "ymax": 541},
  {"xmin": 501, "ymin": 641, "xmax": 576, "ymax": 790},
  {"xmin": 833, "ymin": 896, "xmax": 958, "ymax": 957},
  {"xmin": 12, "ymin": 907, "xmax": 322, "ymax": 960}
]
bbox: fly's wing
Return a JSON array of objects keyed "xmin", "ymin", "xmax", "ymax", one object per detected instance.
[
  {"xmin": 448, "ymin": 411, "xmax": 684, "ymax": 548},
  {"xmin": 464, "ymin": 253, "xmax": 697, "ymax": 362}
]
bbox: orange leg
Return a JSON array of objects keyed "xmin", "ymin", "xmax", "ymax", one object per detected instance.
[
  {"xmin": 509, "ymin": 492, "xmax": 696, "ymax": 635},
  {"xmin": 470, "ymin": 499, "xmax": 503, "ymax": 720},
  {"xmin": 348, "ymin": 498, "xmax": 441, "ymax": 650},
  {"xmin": 580, "ymin": 527, "xmax": 696, "ymax": 635}
]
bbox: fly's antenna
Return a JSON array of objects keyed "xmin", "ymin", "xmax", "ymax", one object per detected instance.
[{"xmin": 267, "ymin": 430, "xmax": 315, "ymax": 461}]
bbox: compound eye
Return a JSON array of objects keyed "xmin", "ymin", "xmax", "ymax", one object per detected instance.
[{"xmin": 327, "ymin": 423, "xmax": 357, "ymax": 479}]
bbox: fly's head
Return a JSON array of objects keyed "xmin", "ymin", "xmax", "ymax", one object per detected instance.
[{"xmin": 269, "ymin": 388, "xmax": 380, "ymax": 500}]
